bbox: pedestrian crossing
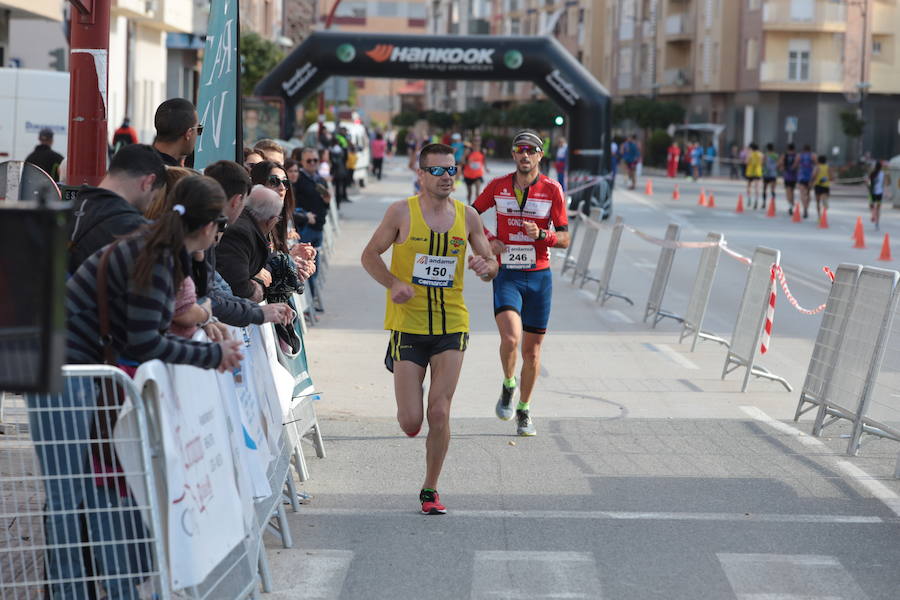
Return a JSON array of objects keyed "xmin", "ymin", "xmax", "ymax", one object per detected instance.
[{"xmin": 269, "ymin": 550, "xmax": 870, "ymax": 599}]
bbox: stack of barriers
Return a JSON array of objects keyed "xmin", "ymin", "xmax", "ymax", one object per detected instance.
[{"xmin": 1, "ymin": 312, "xmax": 329, "ymax": 597}]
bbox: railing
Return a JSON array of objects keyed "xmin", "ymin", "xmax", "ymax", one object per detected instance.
[
  {"xmin": 665, "ymin": 13, "xmax": 693, "ymax": 37},
  {"xmin": 759, "ymin": 60, "xmax": 842, "ymax": 85},
  {"xmin": 762, "ymin": 0, "xmax": 847, "ymax": 27}
]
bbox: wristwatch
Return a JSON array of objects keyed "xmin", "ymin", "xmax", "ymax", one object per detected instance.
[{"xmin": 537, "ymin": 229, "xmax": 547, "ymax": 241}]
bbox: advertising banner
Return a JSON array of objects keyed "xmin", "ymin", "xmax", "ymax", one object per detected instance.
[{"xmin": 194, "ymin": 0, "xmax": 239, "ymax": 170}]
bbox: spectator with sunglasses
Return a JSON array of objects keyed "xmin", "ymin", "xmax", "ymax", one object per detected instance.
[
  {"xmin": 201, "ymin": 160, "xmax": 297, "ymax": 327},
  {"xmin": 293, "ymin": 147, "xmax": 331, "ymax": 307},
  {"xmin": 152, "ymin": 98, "xmax": 202, "ymax": 167},
  {"xmin": 473, "ymin": 129, "xmax": 570, "ymax": 437}
]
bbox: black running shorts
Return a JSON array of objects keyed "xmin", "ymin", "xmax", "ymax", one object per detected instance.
[{"xmin": 384, "ymin": 330, "xmax": 469, "ymax": 372}]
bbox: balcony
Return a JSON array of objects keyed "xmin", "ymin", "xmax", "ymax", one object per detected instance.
[
  {"xmin": 665, "ymin": 13, "xmax": 693, "ymax": 40},
  {"xmin": 762, "ymin": 1, "xmax": 846, "ymax": 32},
  {"xmin": 112, "ymin": 0, "xmax": 192, "ymax": 33},
  {"xmin": 662, "ymin": 67, "xmax": 691, "ymax": 87},
  {"xmin": 759, "ymin": 59, "xmax": 843, "ymax": 90}
]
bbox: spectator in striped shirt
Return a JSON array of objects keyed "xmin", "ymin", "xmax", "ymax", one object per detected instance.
[{"xmin": 29, "ymin": 175, "xmax": 244, "ymax": 599}]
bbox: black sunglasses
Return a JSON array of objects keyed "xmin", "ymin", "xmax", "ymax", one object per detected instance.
[
  {"xmin": 423, "ymin": 165, "xmax": 458, "ymax": 176},
  {"xmin": 214, "ymin": 215, "xmax": 228, "ymax": 233},
  {"xmin": 267, "ymin": 175, "xmax": 289, "ymax": 188},
  {"xmin": 192, "ymin": 124, "xmax": 204, "ymax": 136},
  {"xmin": 304, "ymin": 158, "xmax": 319, "ymax": 163}
]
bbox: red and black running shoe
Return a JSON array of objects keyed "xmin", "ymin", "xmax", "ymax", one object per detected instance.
[{"xmin": 419, "ymin": 489, "xmax": 447, "ymax": 515}]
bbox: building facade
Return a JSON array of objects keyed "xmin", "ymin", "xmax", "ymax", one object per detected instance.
[
  {"xmin": 313, "ymin": 0, "xmax": 428, "ymax": 126},
  {"xmin": 601, "ymin": 0, "xmax": 900, "ymax": 160}
]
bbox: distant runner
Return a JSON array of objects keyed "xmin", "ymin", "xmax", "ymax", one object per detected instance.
[
  {"xmin": 361, "ymin": 143, "xmax": 498, "ymax": 515},
  {"xmin": 473, "ymin": 130, "xmax": 570, "ymax": 437}
]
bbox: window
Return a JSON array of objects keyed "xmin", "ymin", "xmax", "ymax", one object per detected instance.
[
  {"xmin": 375, "ymin": 2, "xmax": 399, "ymax": 16},
  {"xmin": 788, "ymin": 38, "xmax": 811, "ymax": 80},
  {"xmin": 748, "ymin": 0, "xmax": 760, "ymax": 10},
  {"xmin": 873, "ymin": 40, "xmax": 882, "ymax": 56},
  {"xmin": 788, "ymin": 50, "xmax": 810, "ymax": 80},
  {"xmin": 702, "ymin": 37, "xmax": 712, "ymax": 84},
  {"xmin": 746, "ymin": 38, "xmax": 758, "ymax": 69},
  {"xmin": 620, "ymin": 0, "xmax": 635, "ymax": 40},
  {"xmin": 789, "ymin": 0, "xmax": 814, "ymax": 21}
]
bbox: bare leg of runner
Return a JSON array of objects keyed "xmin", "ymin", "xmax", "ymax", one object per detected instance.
[
  {"xmin": 518, "ymin": 332, "xmax": 545, "ymax": 406},
  {"xmin": 423, "ymin": 350, "xmax": 464, "ymax": 490},
  {"xmin": 394, "ymin": 361, "xmax": 426, "ymax": 437},
  {"xmin": 495, "ymin": 311, "xmax": 522, "ymax": 381}
]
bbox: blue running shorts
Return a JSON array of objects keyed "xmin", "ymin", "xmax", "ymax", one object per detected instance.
[{"xmin": 492, "ymin": 267, "xmax": 553, "ymax": 334}]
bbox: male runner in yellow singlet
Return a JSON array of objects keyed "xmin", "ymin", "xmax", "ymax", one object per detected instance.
[{"xmin": 361, "ymin": 143, "xmax": 498, "ymax": 514}]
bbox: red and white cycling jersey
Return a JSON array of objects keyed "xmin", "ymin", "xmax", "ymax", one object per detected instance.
[{"xmin": 473, "ymin": 172, "xmax": 568, "ymax": 271}]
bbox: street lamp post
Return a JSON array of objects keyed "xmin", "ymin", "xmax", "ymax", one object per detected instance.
[{"xmin": 849, "ymin": 0, "xmax": 869, "ymax": 161}]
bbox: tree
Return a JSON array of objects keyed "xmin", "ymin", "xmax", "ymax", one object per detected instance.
[
  {"xmin": 613, "ymin": 97, "xmax": 685, "ymax": 132},
  {"xmin": 240, "ymin": 32, "xmax": 284, "ymax": 97},
  {"xmin": 839, "ymin": 109, "xmax": 866, "ymax": 163},
  {"xmin": 392, "ymin": 110, "xmax": 420, "ymax": 127}
]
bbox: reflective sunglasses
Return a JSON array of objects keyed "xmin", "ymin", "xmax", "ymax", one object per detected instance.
[
  {"xmin": 513, "ymin": 145, "xmax": 541, "ymax": 155},
  {"xmin": 267, "ymin": 175, "xmax": 290, "ymax": 188},
  {"xmin": 423, "ymin": 165, "xmax": 458, "ymax": 176},
  {"xmin": 214, "ymin": 215, "xmax": 228, "ymax": 233}
]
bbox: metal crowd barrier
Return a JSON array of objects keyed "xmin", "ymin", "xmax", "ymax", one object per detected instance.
[
  {"xmin": 678, "ymin": 233, "xmax": 728, "ymax": 351},
  {"xmin": 1, "ymin": 366, "xmax": 169, "ymax": 599},
  {"xmin": 793, "ymin": 264, "xmax": 862, "ymax": 423},
  {"xmin": 571, "ymin": 213, "xmax": 602, "ymax": 288},
  {"xmin": 595, "ymin": 217, "xmax": 634, "ymax": 306},
  {"xmin": 559, "ymin": 202, "xmax": 585, "ymax": 277},
  {"xmin": 643, "ymin": 223, "xmax": 683, "ymax": 327},
  {"xmin": 721, "ymin": 247, "xmax": 792, "ymax": 392}
]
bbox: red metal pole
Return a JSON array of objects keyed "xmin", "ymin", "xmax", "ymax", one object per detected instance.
[
  {"xmin": 67, "ymin": 0, "xmax": 112, "ymax": 186},
  {"xmin": 318, "ymin": 0, "xmax": 343, "ymax": 126}
]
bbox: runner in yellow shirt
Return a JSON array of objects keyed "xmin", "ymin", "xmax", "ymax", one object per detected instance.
[
  {"xmin": 811, "ymin": 155, "xmax": 831, "ymax": 220},
  {"xmin": 745, "ymin": 142, "xmax": 764, "ymax": 209},
  {"xmin": 361, "ymin": 143, "xmax": 498, "ymax": 515}
]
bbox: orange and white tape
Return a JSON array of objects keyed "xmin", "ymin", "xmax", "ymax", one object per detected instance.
[
  {"xmin": 771, "ymin": 265, "xmax": 828, "ymax": 316},
  {"xmin": 760, "ymin": 265, "xmax": 777, "ymax": 354}
]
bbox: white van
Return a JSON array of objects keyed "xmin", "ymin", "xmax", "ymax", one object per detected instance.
[
  {"xmin": 0, "ymin": 68, "xmax": 69, "ymax": 163},
  {"xmin": 304, "ymin": 121, "xmax": 370, "ymax": 187}
]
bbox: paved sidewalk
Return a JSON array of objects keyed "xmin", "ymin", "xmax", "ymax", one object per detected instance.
[{"xmin": 263, "ymin": 163, "xmax": 900, "ymax": 599}]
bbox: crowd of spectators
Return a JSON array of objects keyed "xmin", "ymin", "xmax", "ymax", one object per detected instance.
[{"xmin": 27, "ymin": 96, "xmax": 330, "ymax": 598}]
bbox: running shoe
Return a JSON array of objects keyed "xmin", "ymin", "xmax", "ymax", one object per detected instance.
[
  {"xmin": 495, "ymin": 380, "xmax": 516, "ymax": 421},
  {"xmin": 420, "ymin": 489, "xmax": 447, "ymax": 515},
  {"xmin": 516, "ymin": 409, "xmax": 536, "ymax": 436}
]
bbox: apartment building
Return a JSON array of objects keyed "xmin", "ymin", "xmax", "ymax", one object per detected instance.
[
  {"xmin": 602, "ymin": 0, "xmax": 900, "ymax": 160},
  {"xmin": 314, "ymin": 0, "xmax": 428, "ymax": 125},
  {"xmin": 426, "ymin": 0, "xmax": 592, "ymax": 111}
]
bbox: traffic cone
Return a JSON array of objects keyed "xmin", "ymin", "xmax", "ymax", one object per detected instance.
[
  {"xmin": 878, "ymin": 234, "xmax": 892, "ymax": 261},
  {"xmin": 792, "ymin": 204, "xmax": 802, "ymax": 223},
  {"xmin": 818, "ymin": 207, "xmax": 828, "ymax": 229},
  {"xmin": 707, "ymin": 192, "xmax": 716, "ymax": 208},
  {"xmin": 766, "ymin": 197, "xmax": 776, "ymax": 218},
  {"xmin": 698, "ymin": 189, "xmax": 706, "ymax": 206},
  {"xmin": 852, "ymin": 216, "xmax": 866, "ymax": 248},
  {"xmin": 672, "ymin": 184, "xmax": 680, "ymax": 200},
  {"xmin": 645, "ymin": 179, "xmax": 653, "ymax": 195},
  {"xmin": 736, "ymin": 194, "xmax": 744, "ymax": 213}
]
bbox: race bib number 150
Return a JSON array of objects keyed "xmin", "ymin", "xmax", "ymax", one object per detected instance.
[{"xmin": 412, "ymin": 254, "xmax": 457, "ymax": 287}]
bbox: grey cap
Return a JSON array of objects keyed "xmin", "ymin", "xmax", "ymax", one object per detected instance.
[{"xmin": 512, "ymin": 130, "xmax": 543, "ymax": 149}]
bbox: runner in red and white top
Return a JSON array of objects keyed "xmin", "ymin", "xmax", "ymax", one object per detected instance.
[{"xmin": 472, "ymin": 129, "xmax": 570, "ymax": 437}]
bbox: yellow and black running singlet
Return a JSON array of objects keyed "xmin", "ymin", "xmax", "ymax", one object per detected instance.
[{"xmin": 384, "ymin": 196, "xmax": 469, "ymax": 335}]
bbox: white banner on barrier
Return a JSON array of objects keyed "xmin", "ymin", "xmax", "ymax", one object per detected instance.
[
  {"xmin": 132, "ymin": 359, "xmax": 245, "ymax": 591},
  {"xmin": 259, "ymin": 321, "xmax": 296, "ymax": 418},
  {"xmin": 244, "ymin": 325, "xmax": 283, "ymax": 453}
]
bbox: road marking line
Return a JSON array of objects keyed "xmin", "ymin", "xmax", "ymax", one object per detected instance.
[
  {"xmin": 741, "ymin": 405, "xmax": 900, "ymax": 518},
  {"xmin": 718, "ymin": 553, "xmax": 870, "ymax": 600},
  {"xmin": 646, "ymin": 343, "xmax": 700, "ymax": 370},
  {"xmin": 472, "ymin": 551, "xmax": 601, "ymax": 599},
  {"xmin": 295, "ymin": 507, "xmax": 882, "ymax": 524},
  {"xmin": 606, "ymin": 310, "xmax": 634, "ymax": 324}
]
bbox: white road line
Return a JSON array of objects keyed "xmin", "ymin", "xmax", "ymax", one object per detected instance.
[
  {"xmin": 741, "ymin": 405, "xmax": 900, "ymax": 518},
  {"xmin": 718, "ymin": 553, "xmax": 870, "ymax": 600},
  {"xmin": 649, "ymin": 343, "xmax": 700, "ymax": 370},
  {"xmin": 835, "ymin": 460, "xmax": 900, "ymax": 518},
  {"xmin": 271, "ymin": 549, "xmax": 353, "ymax": 599},
  {"xmin": 471, "ymin": 551, "xmax": 602, "ymax": 600},
  {"xmin": 606, "ymin": 310, "xmax": 634, "ymax": 324},
  {"xmin": 296, "ymin": 507, "xmax": 881, "ymax": 524}
]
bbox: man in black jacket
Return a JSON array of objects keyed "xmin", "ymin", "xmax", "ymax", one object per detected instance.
[
  {"xmin": 202, "ymin": 160, "xmax": 295, "ymax": 326},
  {"xmin": 294, "ymin": 147, "xmax": 330, "ymax": 305},
  {"xmin": 68, "ymin": 144, "xmax": 165, "ymax": 273},
  {"xmin": 25, "ymin": 128, "xmax": 64, "ymax": 181},
  {"xmin": 216, "ymin": 185, "xmax": 282, "ymax": 302}
]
